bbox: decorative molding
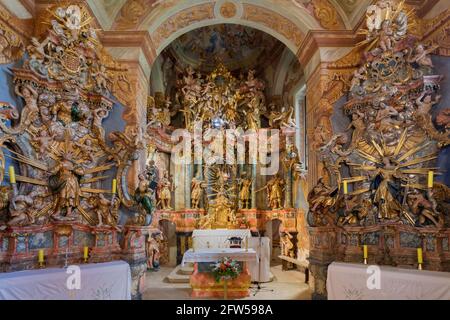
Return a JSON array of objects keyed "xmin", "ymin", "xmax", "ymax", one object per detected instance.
[
  {"xmin": 0, "ymin": 20, "xmax": 24, "ymax": 64},
  {"xmin": 150, "ymin": 3, "xmax": 215, "ymax": 51},
  {"xmin": 296, "ymin": 30, "xmax": 362, "ymax": 67},
  {"xmin": 214, "ymin": 0, "xmax": 243, "ymax": 20},
  {"xmin": 100, "ymin": 30, "xmax": 157, "ymax": 67},
  {"xmin": 311, "ymin": 0, "xmax": 346, "ymax": 30},
  {"xmin": 242, "ymin": 4, "xmax": 304, "ymax": 48}
]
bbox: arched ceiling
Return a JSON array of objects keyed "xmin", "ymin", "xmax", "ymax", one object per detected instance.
[{"xmin": 80, "ymin": 0, "xmax": 446, "ymax": 77}]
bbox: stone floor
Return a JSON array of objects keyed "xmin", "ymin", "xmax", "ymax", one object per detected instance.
[{"xmin": 142, "ymin": 263, "xmax": 311, "ymax": 300}]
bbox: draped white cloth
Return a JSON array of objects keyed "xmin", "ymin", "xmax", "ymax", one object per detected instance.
[
  {"xmin": 182, "ymin": 248, "xmax": 257, "ymax": 266},
  {"xmin": 192, "ymin": 229, "xmax": 252, "ymax": 249},
  {"xmin": 327, "ymin": 262, "xmax": 450, "ymax": 300},
  {"xmin": 0, "ymin": 261, "xmax": 131, "ymax": 300},
  {"xmin": 248, "ymin": 237, "xmax": 271, "ymax": 282}
]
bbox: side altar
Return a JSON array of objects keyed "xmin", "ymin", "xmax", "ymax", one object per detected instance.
[
  {"xmin": 0, "ymin": 4, "xmax": 158, "ymax": 299},
  {"xmin": 307, "ymin": 1, "xmax": 450, "ymax": 299}
]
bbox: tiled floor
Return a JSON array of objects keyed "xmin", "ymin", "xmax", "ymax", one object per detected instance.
[{"xmin": 142, "ymin": 264, "xmax": 311, "ymax": 300}]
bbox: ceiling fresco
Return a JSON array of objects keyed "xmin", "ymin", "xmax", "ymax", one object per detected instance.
[{"xmin": 163, "ymin": 24, "xmax": 284, "ymax": 72}]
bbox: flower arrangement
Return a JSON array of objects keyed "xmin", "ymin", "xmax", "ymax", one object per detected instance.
[{"xmin": 211, "ymin": 257, "xmax": 241, "ymax": 283}]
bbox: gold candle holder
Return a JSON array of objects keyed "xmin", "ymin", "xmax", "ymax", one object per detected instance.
[
  {"xmin": 83, "ymin": 246, "xmax": 89, "ymax": 263},
  {"xmin": 38, "ymin": 249, "xmax": 45, "ymax": 268},
  {"xmin": 417, "ymin": 248, "xmax": 423, "ymax": 270}
]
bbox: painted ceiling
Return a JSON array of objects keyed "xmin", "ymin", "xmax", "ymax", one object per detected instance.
[{"xmin": 163, "ymin": 24, "xmax": 283, "ymax": 72}]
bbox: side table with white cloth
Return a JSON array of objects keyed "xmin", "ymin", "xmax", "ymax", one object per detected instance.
[
  {"xmin": 0, "ymin": 261, "xmax": 132, "ymax": 300},
  {"xmin": 327, "ymin": 262, "xmax": 450, "ymax": 300}
]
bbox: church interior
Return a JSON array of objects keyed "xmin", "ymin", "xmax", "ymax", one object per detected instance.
[{"xmin": 0, "ymin": 0, "xmax": 449, "ymax": 301}]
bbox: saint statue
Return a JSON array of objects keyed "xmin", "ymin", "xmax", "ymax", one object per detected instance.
[
  {"xmin": 50, "ymin": 153, "xmax": 85, "ymax": 219},
  {"xmin": 371, "ymin": 157, "xmax": 403, "ymax": 220},
  {"xmin": 134, "ymin": 173, "xmax": 154, "ymax": 217}
]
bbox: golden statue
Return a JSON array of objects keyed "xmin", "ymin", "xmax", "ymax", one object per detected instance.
[
  {"xmin": 191, "ymin": 177, "xmax": 205, "ymax": 209},
  {"xmin": 239, "ymin": 176, "xmax": 252, "ymax": 209},
  {"xmin": 158, "ymin": 170, "xmax": 173, "ymax": 210},
  {"xmin": 260, "ymin": 176, "xmax": 285, "ymax": 210},
  {"xmin": 208, "ymin": 192, "xmax": 236, "ymax": 229},
  {"xmin": 373, "ymin": 157, "xmax": 403, "ymax": 220},
  {"xmin": 48, "ymin": 151, "xmax": 85, "ymax": 220}
]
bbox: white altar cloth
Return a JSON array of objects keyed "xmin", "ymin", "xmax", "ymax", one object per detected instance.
[
  {"xmin": 192, "ymin": 229, "xmax": 252, "ymax": 249},
  {"xmin": 327, "ymin": 262, "xmax": 450, "ymax": 300},
  {"xmin": 0, "ymin": 261, "xmax": 131, "ymax": 300},
  {"xmin": 182, "ymin": 248, "xmax": 257, "ymax": 266}
]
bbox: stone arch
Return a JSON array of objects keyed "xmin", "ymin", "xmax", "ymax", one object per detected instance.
[{"xmin": 138, "ymin": 1, "xmax": 320, "ymax": 63}]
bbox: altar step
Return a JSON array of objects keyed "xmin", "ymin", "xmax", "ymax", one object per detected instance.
[{"xmin": 166, "ymin": 265, "xmax": 194, "ymax": 283}]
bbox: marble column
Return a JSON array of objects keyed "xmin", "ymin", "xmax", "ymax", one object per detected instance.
[
  {"xmin": 251, "ymin": 164, "xmax": 257, "ymax": 209},
  {"xmin": 285, "ymin": 168, "xmax": 292, "ymax": 208},
  {"xmin": 185, "ymin": 163, "xmax": 192, "ymax": 209},
  {"xmin": 197, "ymin": 164, "xmax": 204, "ymax": 208},
  {"xmin": 117, "ymin": 61, "xmax": 150, "ymax": 190}
]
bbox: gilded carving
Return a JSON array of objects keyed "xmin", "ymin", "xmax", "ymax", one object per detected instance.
[
  {"xmin": 311, "ymin": 0, "xmax": 345, "ymax": 30},
  {"xmin": 308, "ymin": 1, "xmax": 449, "ymax": 230},
  {"xmin": 0, "ymin": 4, "xmax": 143, "ymax": 230},
  {"xmin": 0, "ymin": 20, "xmax": 24, "ymax": 64}
]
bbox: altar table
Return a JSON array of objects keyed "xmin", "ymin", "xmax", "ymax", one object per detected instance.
[
  {"xmin": 182, "ymin": 248, "xmax": 257, "ymax": 298},
  {"xmin": 327, "ymin": 262, "xmax": 450, "ymax": 300},
  {"xmin": 192, "ymin": 229, "xmax": 252, "ymax": 249},
  {"xmin": 0, "ymin": 261, "xmax": 131, "ymax": 300}
]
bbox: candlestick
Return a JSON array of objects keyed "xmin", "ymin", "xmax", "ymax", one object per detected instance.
[
  {"xmin": 427, "ymin": 171, "xmax": 434, "ymax": 189},
  {"xmin": 9, "ymin": 166, "xmax": 16, "ymax": 184},
  {"xmin": 245, "ymin": 237, "xmax": 248, "ymax": 251},
  {"xmin": 112, "ymin": 179, "xmax": 117, "ymax": 194},
  {"xmin": 83, "ymin": 246, "xmax": 89, "ymax": 263},
  {"xmin": 417, "ymin": 247, "xmax": 423, "ymax": 270},
  {"xmin": 64, "ymin": 248, "xmax": 69, "ymax": 269},
  {"xmin": 38, "ymin": 249, "xmax": 45, "ymax": 268},
  {"xmin": 363, "ymin": 245, "xmax": 368, "ymax": 264},
  {"xmin": 343, "ymin": 181, "xmax": 348, "ymax": 195}
]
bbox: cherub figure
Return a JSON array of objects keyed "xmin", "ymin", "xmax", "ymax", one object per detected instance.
[
  {"xmin": 92, "ymin": 108, "xmax": 108, "ymax": 141},
  {"xmin": 4, "ymin": 84, "xmax": 40, "ymax": 133},
  {"xmin": 409, "ymin": 44, "xmax": 437, "ymax": 68},
  {"xmin": 281, "ymin": 231, "xmax": 295, "ymax": 258},
  {"xmin": 76, "ymin": 138, "xmax": 98, "ymax": 164},
  {"xmin": 32, "ymin": 130, "xmax": 55, "ymax": 156},
  {"xmin": 416, "ymin": 93, "xmax": 441, "ymax": 115},
  {"xmin": 379, "ymin": 20, "xmax": 394, "ymax": 52}
]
